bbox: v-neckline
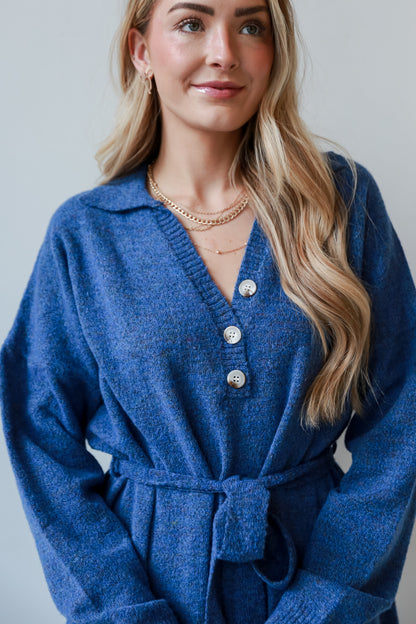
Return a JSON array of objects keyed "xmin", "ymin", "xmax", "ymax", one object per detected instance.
[{"xmin": 155, "ymin": 205, "xmax": 266, "ymax": 316}]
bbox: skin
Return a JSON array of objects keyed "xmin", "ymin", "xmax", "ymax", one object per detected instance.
[
  {"xmin": 130, "ymin": 0, "xmax": 274, "ymax": 136},
  {"xmin": 129, "ymin": 0, "xmax": 275, "ymax": 304}
]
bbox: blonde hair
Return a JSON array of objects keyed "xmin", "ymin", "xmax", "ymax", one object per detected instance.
[{"xmin": 96, "ymin": 0, "xmax": 372, "ymax": 429}]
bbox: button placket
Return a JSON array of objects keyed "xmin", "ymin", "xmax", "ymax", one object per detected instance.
[
  {"xmin": 155, "ymin": 211, "xmax": 266, "ymax": 397},
  {"xmin": 223, "ymin": 325, "xmax": 246, "ymax": 389},
  {"xmin": 223, "ymin": 279, "xmax": 256, "ymax": 390}
]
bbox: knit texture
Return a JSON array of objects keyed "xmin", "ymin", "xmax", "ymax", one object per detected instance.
[{"xmin": 1, "ymin": 151, "xmax": 415, "ymax": 624}]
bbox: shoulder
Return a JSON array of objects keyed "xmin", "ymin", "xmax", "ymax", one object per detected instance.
[
  {"xmin": 325, "ymin": 151, "xmax": 406, "ymax": 284},
  {"xmin": 325, "ymin": 151, "xmax": 397, "ymax": 279},
  {"xmin": 324, "ymin": 149, "xmax": 389, "ymax": 233},
  {"xmin": 324, "ymin": 150, "xmax": 380, "ymax": 207}
]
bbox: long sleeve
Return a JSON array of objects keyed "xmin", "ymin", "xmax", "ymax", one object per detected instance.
[
  {"xmin": 0, "ymin": 208, "xmax": 179, "ymax": 624},
  {"xmin": 267, "ymin": 165, "xmax": 416, "ymax": 623}
]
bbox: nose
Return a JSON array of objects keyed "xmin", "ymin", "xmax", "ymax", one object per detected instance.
[{"xmin": 206, "ymin": 27, "xmax": 239, "ymax": 71}]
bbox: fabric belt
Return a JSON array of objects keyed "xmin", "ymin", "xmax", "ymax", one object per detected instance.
[{"xmin": 110, "ymin": 445, "xmax": 338, "ymax": 623}]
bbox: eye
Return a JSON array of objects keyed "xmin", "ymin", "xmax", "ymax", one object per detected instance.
[
  {"xmin": 177, "ymin": 18, "xmax": 204, "ymax": 33},
  {"xmin": 241, "ymin": 22, "xmax": 266, "ymax": 36}
]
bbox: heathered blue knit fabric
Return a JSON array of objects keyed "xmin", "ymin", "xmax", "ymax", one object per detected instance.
[{"xmin": 1, "ymin": 151, "xmax": 415, "ymax": 624}]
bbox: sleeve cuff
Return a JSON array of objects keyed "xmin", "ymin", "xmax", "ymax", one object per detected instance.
[
  {"xmin": 265, "ymin": 570, "xmax": 393, "ymax": 624},
  {"xmin": 73, "ymin": 599, "xmax": 179, "ymax": 624}
]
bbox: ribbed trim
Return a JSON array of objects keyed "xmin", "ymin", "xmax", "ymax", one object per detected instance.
[
  {"xmin": 155, "ymin": 209, "xmax": 268, "ymax": 398},
  {"xmin": 70, "ymin": 598, "xmax": 180, "ymax": 624}
]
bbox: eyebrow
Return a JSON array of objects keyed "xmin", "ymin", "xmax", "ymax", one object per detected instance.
[
  {"xmin": 168, "ymin": 3, "xmax": 269, "ymax": 18},
  {"xmin": 168, "ymin": 3, "xmax": 214, "ymax": 15},
  {"xmin": 234, "ymin": 6, "xmax": 269, "ymax": 17}
]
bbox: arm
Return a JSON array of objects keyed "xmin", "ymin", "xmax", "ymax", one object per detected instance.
[
  {"xmin": 0, "ymin": 207, "xmax": 178, "ymax": 624},
  {"xmin": 267, "ymin": 165, "xmax": 416, "ymax": 623}
]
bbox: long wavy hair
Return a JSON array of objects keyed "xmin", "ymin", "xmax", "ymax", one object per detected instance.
[{"xmin": 95, "ymin": 0, "xmax": 372, "ymax": 429}]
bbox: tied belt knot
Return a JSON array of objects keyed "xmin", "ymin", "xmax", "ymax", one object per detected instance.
[
  {"xmin": 214, "ymin": 473, "xmax": 271, "ymax": 562},
  {"xmin": 111, "ymin": 445, "xmax": 337, "ymax": 622},
  {"xmin": 211, "ymin": 472, "xmax": 297, "ymax": 590}
]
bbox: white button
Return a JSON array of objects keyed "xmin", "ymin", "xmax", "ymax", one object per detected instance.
[
  {"xmin": 239, "ymin": 279, "xmax": 257, "ymax": 297},
  {"xmin": 223, "ymin": 326, "xmax": 242, "ymax": 344},
  {"xmin": 227, "ymin": 370, "xmax": 246, "ymax": 389}
]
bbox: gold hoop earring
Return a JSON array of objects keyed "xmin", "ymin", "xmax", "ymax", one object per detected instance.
[{"xmin": 143, "ymin": 70, "xmax": 153, "ymax": 96}]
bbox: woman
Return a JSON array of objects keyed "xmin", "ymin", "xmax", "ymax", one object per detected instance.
[{"xmin": 1, "ymin": 0, "xmax": 415, "ymax": 623}]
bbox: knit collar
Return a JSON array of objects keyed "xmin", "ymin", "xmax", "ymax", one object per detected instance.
[
  {"xmin": 77, "ymin": 152, "xmax": 346, "ymax": 213},
  {"xmin": 78, "ymin": 164, "xmax": 161, "ymax": 213}
]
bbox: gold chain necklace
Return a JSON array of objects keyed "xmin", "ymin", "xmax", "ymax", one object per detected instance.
[
  {"xmin": 186, "ymin": 190, "xmax": 246, "ymax": 216},
  {"xmin": 183, "ymin": 191, "xmax": 244, "ymax": 232},
  {"xmin": 147, "ymin": 164, "xmax": 248, "ymax": 227},
  {"xmin": 179, "ymin": 191, "xmax": 247, "ymax": 231}
]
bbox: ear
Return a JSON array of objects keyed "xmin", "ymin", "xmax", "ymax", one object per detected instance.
[{"xmin": 128, "ymin": 28, "xmax": 152, "ymax": 76}]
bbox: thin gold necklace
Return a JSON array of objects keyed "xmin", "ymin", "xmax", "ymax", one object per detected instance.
[
  {"xmin": 193, "ymin": 241, "xmax": 248, "ymax": 255},
  {"xmin": 147, "ymin": 164, "xmax": 248, "ymax": 227}
]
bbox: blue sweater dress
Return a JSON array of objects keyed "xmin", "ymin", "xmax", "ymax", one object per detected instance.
[{"xmin": 1, "ymin": 151, "xmax": 415, "ymax": 624}]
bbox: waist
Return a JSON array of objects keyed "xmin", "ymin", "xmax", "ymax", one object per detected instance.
[
  {"xmin": 110, "ymin": 444, "xmax": 338, "ymax": 494},
  {"xmin": 109, "ymin": 443, "xmax": 341, "ymax": 594}
]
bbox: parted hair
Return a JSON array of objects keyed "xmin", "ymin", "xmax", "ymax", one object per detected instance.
[{"xmin": 95, "ymin": 0, "xmax": 372, "ymax": 429}]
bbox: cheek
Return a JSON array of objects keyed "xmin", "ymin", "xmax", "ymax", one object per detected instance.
[
  {"xmin": 253, "ymin": 47, "xmax": 274, "ymax": 81},
  {"xmin": 152, "ymin": 36, "xmax": 200, "ymax": 81},
  {"xmin": 256, "ymin": 56, "xmax": 274, "ymax": 102},
  {"xmin": 244, "ymin": 50, "xmax": 273, "ymax": 103}
]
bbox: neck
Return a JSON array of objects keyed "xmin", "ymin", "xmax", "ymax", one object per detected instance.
[{"xmin": 152, "ymin": 124, "xmax": 244, "ymax": 205}]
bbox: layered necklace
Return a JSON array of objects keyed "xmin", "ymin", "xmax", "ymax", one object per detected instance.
[{"xmin": 147, "ymin": 164, "xmax": 249, "ymax": 255}]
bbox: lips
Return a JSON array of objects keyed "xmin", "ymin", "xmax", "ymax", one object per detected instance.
[
  {"xmin": 195, "ymin": 81, "xmax": 242, "ymax": 89},
  {"xmin": 192, "ymin": 81, "xmax": 244, "ymax": 99}
]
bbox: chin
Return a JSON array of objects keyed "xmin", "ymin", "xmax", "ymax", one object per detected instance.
[{"xmin": 191, "ymin": 112, "xmax": 252, "ymax": 135}]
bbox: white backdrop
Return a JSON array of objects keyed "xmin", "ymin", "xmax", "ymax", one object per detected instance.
[{"xmin": 0, "ymin": 1, "xmax": 415, "ymax": 622}]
